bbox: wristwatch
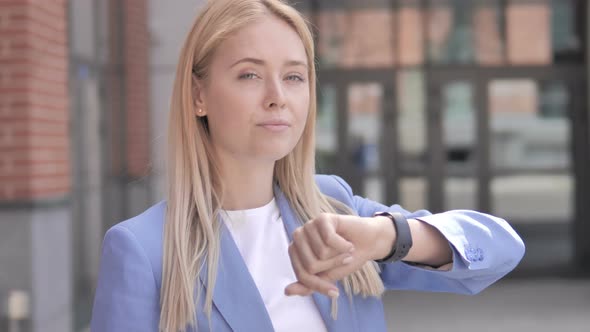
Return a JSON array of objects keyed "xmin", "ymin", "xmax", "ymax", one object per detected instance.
[{"xmin": 373, "ymin": 211, "xmax": 413, "ymax": 263}]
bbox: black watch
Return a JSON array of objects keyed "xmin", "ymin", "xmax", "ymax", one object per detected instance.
[{"xmin": 373, "ymin": 211, "xmax": 413, "ymax": 263}]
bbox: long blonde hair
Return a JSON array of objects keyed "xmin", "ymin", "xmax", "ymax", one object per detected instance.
[{"xmin": 161, "ymin": 0, "xmax": 384, "ymax": 330}]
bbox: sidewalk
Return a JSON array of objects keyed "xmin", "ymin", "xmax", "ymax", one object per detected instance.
[{"xmin": 383, "ymin": 278, "xmax": 590, "ymax": 332}]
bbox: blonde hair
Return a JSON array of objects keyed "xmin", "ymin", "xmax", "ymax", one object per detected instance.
[{"xmin": 161, "ymin": 0, "xmax": 384, "ymax": 330}]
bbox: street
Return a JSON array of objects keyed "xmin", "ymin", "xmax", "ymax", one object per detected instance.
[{"xmin": 384, "ymin": 278, "xmax": 590, "ymax": 332}]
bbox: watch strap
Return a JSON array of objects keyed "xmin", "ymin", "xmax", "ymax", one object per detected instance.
[{"xmin": 373, "ymin": 211, "xmax": 413, "ymax": 263}]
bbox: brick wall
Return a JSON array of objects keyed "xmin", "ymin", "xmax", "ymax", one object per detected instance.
[
  {"xmin": 107, "ymin": 0, "xmax": 150, "ymax": 179},
  {"xmin": 0, "ymin": 1, "xmax": 70, "ymax": 202},
  {"xmin": 124, "ymin": 0, "xmax": 150, "ymax": 178}
]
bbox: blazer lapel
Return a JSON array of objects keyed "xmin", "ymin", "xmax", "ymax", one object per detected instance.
[
  {"xmin": 198, "ymin": 219, "xmax": 275, "ymax": 332},
  {"xmin": 274, "ymin": 184, "xmax": 358, "ymax": 332}
]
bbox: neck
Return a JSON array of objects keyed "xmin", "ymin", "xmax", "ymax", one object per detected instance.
[{"xmin": 217, "ymin": 153, "xmax": 276, "ymax": 211}]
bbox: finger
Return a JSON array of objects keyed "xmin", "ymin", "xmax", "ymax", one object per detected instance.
[
  {"xmin": 318, "ymin": 258, "xmax": 364, "ymax": 284},
  {"xmin": 296, "ymin": 228, "xmax": 354, "ymax": 275},
  {"xmin": 305, "ymin": 223, "xmax": 339, "ymax": 260},
  {"xmin": 289, "ymin": 245, "xmax": 339, "ymax": 297},
  {"xmin": 292, "ymin": 228, "xmax": 321, "ymax": 274},
  {"xmin": 285, "ymin": 282, "xmax": 339, "ymax": 298},
  {"xmin": 305, "ymin": 251, "xmax": 354, "ymax": 275},
  {"xmin": 284, "ymin": 282, "xmax": 313, "ymax": 297},
  {"xmin": 319, "ymin": 251, "xmax": 355, "ymax": 273},
  {"xmin": 318, "ymin": 215, "xmax": 354, "ymax": 253}
]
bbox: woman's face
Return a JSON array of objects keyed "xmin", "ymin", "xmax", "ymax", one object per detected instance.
[{"xmin": 195, "ymin": 14, "xmax": 310, "ymax": 165}]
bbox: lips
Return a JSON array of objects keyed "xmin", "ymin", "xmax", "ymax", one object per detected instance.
[
  {"xmin": 257, "ymin": 120, "xmax": 291, "ymax": 127},
  {"xmin": 257, "ymin": 119, "xmax": 291, "ymax": 132}
]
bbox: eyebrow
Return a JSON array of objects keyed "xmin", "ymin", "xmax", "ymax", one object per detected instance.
[{"xmin": 229, "ymin": 57, "xmax": 308, "ymax": 69}]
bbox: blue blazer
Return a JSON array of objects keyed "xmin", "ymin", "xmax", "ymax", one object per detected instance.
[{"xmin": 91, "ymin": 175, "xmax": 525, "ymax": 331}]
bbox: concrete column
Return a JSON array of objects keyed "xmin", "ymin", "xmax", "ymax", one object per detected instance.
[{"xmin": 148, "ymin": 0, "xmax": 204, "ymax": 200}]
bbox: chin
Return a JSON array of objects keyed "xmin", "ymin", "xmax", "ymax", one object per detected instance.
[{"xmin": 257, "ymin": 144, "xmax": 295, "ymax": 162}]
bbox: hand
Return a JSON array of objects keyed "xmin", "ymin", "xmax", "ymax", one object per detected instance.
[{"xmin": 285, "ymin": 213, "xmax": 396, "ymax": 298}]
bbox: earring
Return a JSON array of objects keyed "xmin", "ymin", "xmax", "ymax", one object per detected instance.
[{"xmin": 197, "ymin": 108, "xmax": 204, "ymax": 116}]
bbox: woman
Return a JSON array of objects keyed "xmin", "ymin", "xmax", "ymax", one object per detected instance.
[{"xmin": 91, "ymin": 0, "xmax": 525, "ymax": 331}]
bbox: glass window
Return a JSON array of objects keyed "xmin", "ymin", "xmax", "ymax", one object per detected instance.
[
  {"xmin": 348, "ymin": 83, "xmax": 383, "ymax": 173},
  {"xmin": 399, "ymin": 177, "xmax": 427, "ymax": 212},
  {"xmin": 348, "ymin": 83, "xmax": 384, "ymax": 202},
  {"xmin": 488, "ymin": 79, "xmax": 573, "ymax": 221},
  {"xmin": 427, "ymin": 0, "xmax": 475, "ymax": 64},
  {"xmin": 442, "ymin": 81, "xmax": 478, "ymax": 210},
  {"xmin": 540, "ymin": 81, "xmax": 569, "ymax": 118},
  {"xmin": 443, "ymin": 81, "xmax": 476, "ymax": 163},
  {"xmin": 316, "ymin": 84, "xmax": 338, "ymax": 152},
  {"xmin": 492, "ymin": 175, "xmax": 573, "ymax": 221},
  {"xmin": 398, "ymin": 2, "xmax": 424, "ymax": 66},
  {"xmin": 397, "ymin": 70, "xmax": 426, "ymax": 160},
  {"xmin": 473, "ymin": 0, "xmax": 504, "ymax": 65},
  {"xmin": 488, "ymin": 79, "xmax": 571, "ymax": 170},
  {"xmin": 316, "ymin": 85, "xmax": 338, "ymax": 172},
  {"xmin": 317, "ymin": 10, "xmax": 348, "ymax": 68},
  {"xmin": 317, "ymin": 9, "xmax": 395, "ymax": 68},
  {"xmin": 551, "ymin": 0, "xmax": 583, "ymax": 63}
]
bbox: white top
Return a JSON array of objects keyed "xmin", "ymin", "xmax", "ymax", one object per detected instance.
[{"xmin": 222, "ymin": 198, "xmax": 328, "ymax": 332}]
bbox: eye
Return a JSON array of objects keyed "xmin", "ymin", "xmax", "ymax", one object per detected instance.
[
  {"xmin": 239, "ymin": 72, "xmax": 259, "ymax": 80},
  {"xmin": 285, "ymin": 74, "xmax": 305, "ymax": 82}
]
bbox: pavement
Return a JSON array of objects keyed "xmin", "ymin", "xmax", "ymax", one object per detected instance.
[{"xmin": 382, "ymin": 278, "xmax": 590, "ymax": 332}]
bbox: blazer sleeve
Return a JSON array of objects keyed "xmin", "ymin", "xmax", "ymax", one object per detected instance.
[
  {"xmin": 331, "ymin": 175, "xmax": 526, "ymax": 295},
  {"xmin": 91, "ymin": 225, "xmax": 160, "ymax": 332}
]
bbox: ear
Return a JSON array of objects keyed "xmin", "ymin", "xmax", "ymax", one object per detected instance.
[{"xmin": 192, "ymin": 73, "xmax": 207, "ymax": 117}]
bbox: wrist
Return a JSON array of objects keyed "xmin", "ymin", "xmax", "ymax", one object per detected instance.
[{"xmin": 372, "ymin": 216, "xmax": 397, "ymax": 261}]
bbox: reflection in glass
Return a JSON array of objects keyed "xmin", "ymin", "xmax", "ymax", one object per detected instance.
[
  {"xmin": 442, "ymin": 81, "xmax": 477, "ymax": 211},
  {"xmin": 346, "ymin": 83, "xmax": 383, "ymax": 202},
  {"xmin": 540, "ymin": 81, "xmax": 569, "ymax": 118},
  {"xmin": 473, "ymin": 0, "xmax": 504, "ymax": 65},
  {"xmin": 492, "ymin": 175, "xmax": 573, "ymax": 221},
  {"xmin": 489, "ymin": 79, "xmax": 570, "ymax": 170},
  {"xmin": 316, "ymin": 85, "xmax": 337, "ymax": 152},
  {"xmin": 551, "ymin": 0, "xmax": 582, "ymax": 62},
  {"xmin": 427, "ymin": 0, "xmax": 475, "ymax": 64},
  {"xmin": 399, "ymin": 177, "xmax": 426, "ymax": 213},
  {"xmin": 316, "ymin": 85, "xmax": 338, "ymax": 172},
  {"xmin": 443, "ymin": 81, "xmax": 476, "ymax": 166},
  {"xmin": 397, "ymin": 70, "xmax": 425, "ymax": 160},
  {"xmin": 398, "ymin": 4, "xmax": 424, "ymax": 66},
  {"xmin": 489, "ymin": 79, "xmax": 573, "ymax": 222},
  {"xmin": 317, "ymin": 10, "xmax": 347, "ymax": 67},
  {"xmin": 317, "ymin": 10, "xmax": 394, "ymax": 68},
  {"xmin": 446, "ymin": 178, "xmax": 477, "ymax": 211},
  {"xmin": 348, "ymin": 83, "xmax": 383, "ymax": 173},
  {"xmin": 506, "ymin": 0, "xmax": 551, "ymax": 65},
  {"xmin": 364, "ymin": 176, "xmax": 384, "ymax": 205}
]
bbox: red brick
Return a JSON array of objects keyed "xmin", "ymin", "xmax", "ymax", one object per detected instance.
[{"xmin": 0, "ymin": 0, "xmax": 70, "ymax": 201}]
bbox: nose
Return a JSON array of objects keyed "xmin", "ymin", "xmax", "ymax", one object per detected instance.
[{"xmin": 264, "ymin": 77, "xmax": 286, "ymax": 110}]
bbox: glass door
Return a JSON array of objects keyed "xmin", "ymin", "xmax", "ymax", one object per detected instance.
[
  {"xmin": 316, "ymin": 72, "xmax": 397, "ymax": 205},
  {"xmin": 428, "ymin": 67, "xmax": 585, "ymax": 272}
]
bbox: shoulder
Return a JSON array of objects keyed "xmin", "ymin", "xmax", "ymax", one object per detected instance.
[
  {"xmin": 92, "ymin": 202, "xmax": 165, "ymax": 329},
  {"xmin": 314, "ymin": 174, "xmax": 355, "ymax": 206},
  {"xmin": 104, "ymin": 201, "xmax": 166, "ymax": 286},
  {"xmin": 114, "ymin": 200, "xmax": 166, "ymax": 242}
]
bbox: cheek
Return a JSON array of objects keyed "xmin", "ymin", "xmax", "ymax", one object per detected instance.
[
  {"xmin": 205, "ymin": 85, "xmax": 252, "ymax": 129},
  {"xmin": 293, "ymin": 91, "xmax": 310, "ymax": 124}
]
